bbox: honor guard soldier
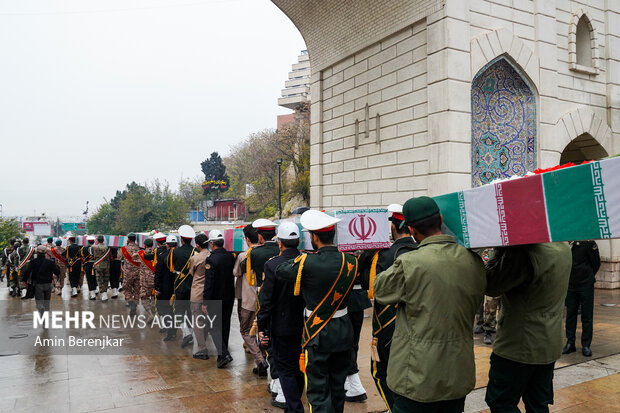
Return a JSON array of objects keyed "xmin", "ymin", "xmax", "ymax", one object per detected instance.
[
  {"xmin": 170, "ymin": 225, "xmax": 198, "ymax": 348},
  {"xmin": 202, "ymin": 230, "xmax": 236, "ymax": 368},
  {"xmin": 65, "ymin": 235, "xmax": 82, "ymax": 297},
  {"xmin": 188, "ymin": 233, "xmax": 211, "ymax": 359},
  {"xmin": 276, "ymin": 210, "xmax": 358, "ymax": 413},
  {"xmin": 373, "ymin": 197, "xmax": 486, "ymax": 412},
  {"xmin": 120, "ymin": 233, "xmax": 142, "ymax": 315},
  {"xmin": 82, "ymin": 236, "xmax": 98, "ymax": 300},
  {"xmin": 137, "ymin": 238, "xmax": 157, "ymax": 322},
  {"xmin": 7, "ymin": 241, "xmax": 20, "ymax": 296},
  {"xmin": 257, "ymin": 222, "xmax": 305, "ymax": 411},
  {"xmin": 2, "ymin": 241, "xmax": 15, "ymax": 294},
  {"xmin": 241, "ymin": 219, "xmax": 281, "ymax": 391},
  {"xmin": 50, "ymin": 239, "xmax": 67, "ymax": 295},
  {"xmin": 359, "ymin": 204, "xmax": 417, "ymax": 411},
  {"xmin": 155, "ymin": 235, "xmax": 177, "ymax": 339},
  {"xmin": 17, "ymin": 238, "xmax": 36, "ymax": 299},
  {"xmin": 92, "ymin": 235, "xmax": 111, "ymax": 301}
]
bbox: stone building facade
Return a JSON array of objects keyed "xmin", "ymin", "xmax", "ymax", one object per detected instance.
[{"xmin": 273, "ymin": 0, "xmax": 620, "ymax": 288}]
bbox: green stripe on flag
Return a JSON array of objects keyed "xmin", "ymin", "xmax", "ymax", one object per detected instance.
[
  {"xmin": 543, "ymin": 162, "xmax": 600, "ymax": 241},
  {"xmin": 434, "ymin": 191, "xmax": 469, "ymax": 247}
]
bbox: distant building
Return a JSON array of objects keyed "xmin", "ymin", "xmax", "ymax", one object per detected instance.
[
  {"xmin": 189, "ymin": 199, "xmax": 246, "ymax": 222},
  {"xmin": 274, "ymin": 0, "xmax": 620, "ymax": 288},
  {"xmin": 278, "ymin": 50, "xmax": 311, "ymax": 110}
]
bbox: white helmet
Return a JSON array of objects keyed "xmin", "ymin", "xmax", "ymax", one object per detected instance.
[
  {"xmin": 166, "ymin": 235, "xmax": 178, "ymax": 244},
  {"xmin": 276, "ymin": 222, "xmax": 300, "ymax": 240},
  {"xmin": 153, "ymin": 232, "xmax": 167, "ymax": 241},
  {"xmin": 178, "ymin": 225, "xmax": 196, "ymax": 239},
  {"xmin": 87, "ymin": 235, "xmax": 96, "ymax": 242},
  {"xmin": 207, "ymin": 230, "xmax": 224, "ymax": 242}
]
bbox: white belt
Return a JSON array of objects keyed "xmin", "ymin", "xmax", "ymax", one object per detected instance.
[
  {"xmin": 305, "ymin": 307, "xmax": 348, "ymax": 318},
  {"xmin": 352, "ymin": 285, "xmax": 362, "ymax": 290}
]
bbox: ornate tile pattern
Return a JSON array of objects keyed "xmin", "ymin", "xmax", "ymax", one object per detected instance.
[{"xmin": 471, "ymin": 58, "xmax": 537, "ymax": 187}]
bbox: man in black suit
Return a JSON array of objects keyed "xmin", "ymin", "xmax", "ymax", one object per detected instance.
[
  {"xmin": 202, "ymin": 230, "xmax": 236, "ymax": 368},
  {"xmin": 257, "ymin": 222, "xmax": 305, "ymax": 411},
  {"xmin": 28, "ymin": 245, "xmax": 60, "ymax": 315}
]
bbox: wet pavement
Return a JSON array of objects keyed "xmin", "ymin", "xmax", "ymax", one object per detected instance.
[{"xmin": 0, "ymin": 283, "xmax": 619, "ymax": 412}]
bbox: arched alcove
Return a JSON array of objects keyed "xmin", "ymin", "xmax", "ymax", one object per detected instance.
[
  {"xmin": 569, "ymin": 9, "xmax": 599, "ymax": 74},
  {"xmin": 560, "ymin": 133, "xmax": 609, "ymax": 164},
  {"xmin": 471, "ymin": 57, "xmax": 537, "ymax": 187}
]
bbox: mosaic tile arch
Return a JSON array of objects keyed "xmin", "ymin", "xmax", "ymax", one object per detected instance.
[{"xmin": 471, "ymin": 57, "xmax": 537, "ymax": 187}]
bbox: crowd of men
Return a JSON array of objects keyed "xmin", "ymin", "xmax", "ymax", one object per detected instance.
[{"xmin": 0, "ymin": 195, "xmax": 603, "ymax": 413}]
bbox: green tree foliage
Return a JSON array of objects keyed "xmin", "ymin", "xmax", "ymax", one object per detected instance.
[
  {"xmin": 201, "ymin": 152, "xmax": 230, "ymax": 198},
  {"xmin": 0, "ymin": 217, "xmax": 22, "ymax": 249},
  {"xmin": 88, "ymin": 181, "xmax": 189, "ymax": 234},
  {"xmin": 225, "ymin": 118, "xmax": 310, "ymax": 217}
]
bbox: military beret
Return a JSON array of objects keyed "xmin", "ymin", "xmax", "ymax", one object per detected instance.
[
  {"xmin": 127, "ymin": 232, "xmax": 137, "ymax": 239},
  {"xmin": 47, "ymin": 237, "xmax": 54, "ymax": 243},
  {"xmin": 55, "ymin": 240, "xmax": 62, "ymax": 246},
  {"xmin": 401, "ymin": 196, "xmax": 440, "ymax": 229},
  {"xmin": 144, "ymin": 238, "xmax": 153, "ymax": 247}
]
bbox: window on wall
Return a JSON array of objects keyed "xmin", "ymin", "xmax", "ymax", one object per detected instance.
[
  {"xmin": 576, "ymin": 17, "xmax": 592, "ymax": 67},
  {"xmin": 569, "ymin": 10, "xmax": 599, "ymax": 75}
]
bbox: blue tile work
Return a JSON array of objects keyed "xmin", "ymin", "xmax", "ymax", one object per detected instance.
[{"xmin": 471, "ymin": 58, "xmax": 536, "ymax": 187}]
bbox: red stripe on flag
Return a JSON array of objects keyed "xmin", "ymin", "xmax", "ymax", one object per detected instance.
[
  {"xmin": 499, "ymin": 174, "xmax": 550, "ymax": 245},
  {"xmin": 223, "ymin": 229, "xmax": 234, "ymax": 251}
]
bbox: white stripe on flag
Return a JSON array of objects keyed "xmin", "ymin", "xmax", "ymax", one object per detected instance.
[
  {"xmin": 463, "ymin": 184, "xmax": 503, "ymax": 248},
  {"xmin": 600, "ymin": 157, "xmax": 620, "ymax": 237}
]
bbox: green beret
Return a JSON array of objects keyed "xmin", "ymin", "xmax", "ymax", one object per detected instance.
[
  {"xmin": 401, "ymin": 196, "xmax": 440, "ymax": 229},
  {"xmin": 55, "ymin": 240, "xmax": 62, "ymax": 246},
  {"xmin": 144, "ymin": 238, "xmax": 153, "ymax": 247},
  {"xmin": 127, "ymin": 232, "xmax": 136, "ymax": 239},
  {"xmin": 47, "ymin": 237, "xmax": 54, "ymax": 243}
]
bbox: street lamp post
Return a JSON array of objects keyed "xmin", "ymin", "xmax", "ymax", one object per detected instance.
[{"xmin": 276, "ymin": 158, "xmax": 283, "ymax": 220}]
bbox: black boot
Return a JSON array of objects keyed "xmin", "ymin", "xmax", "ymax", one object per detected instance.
[{"xmin": 129, "ymin": 301, "xmax": 137, "ymax": 316}]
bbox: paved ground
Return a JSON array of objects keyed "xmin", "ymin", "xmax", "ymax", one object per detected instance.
[{"xmin": 0, "ymin": 283, "xmax": 619, "ymax": 412}]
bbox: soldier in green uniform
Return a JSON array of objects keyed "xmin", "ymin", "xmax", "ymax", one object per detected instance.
[
  {"xmin": 359, "ymin": 203, "xmax": 417, "ymax": 412},
  {"xmin": 82, "ymin": 236, "xmax": 97, "ymax": 300},
  {"xmin": 8, "ymin": 241, "xmax": 21, "ymax": 297},
  {"xmin": 169, "ymin": 225, "xmax": 198, "ymax": 348},
  {"xmin": 2, "ymin": 241, "xmax": 15, "ymax": 294},
  {"xmin": 65, "ymin": 235, "xmax": 82, "ymax": 297},
  {"xmin": 92, "ymin": 235, "xmax": 111, "ymax": 302},
  {"xmin": 485, "ymin": 242, "xmax": 571, "ymax": 412},
  {"xmin": 373, "ymin": 197, "xmax": 486, "ymax": 413},
  {"xmin": 276, "ymin": 210, "xmax": 357, "ymax": 413},
  {"xmin": 17, "ymin": 238, "xmax": 36, "ymax": 299}
]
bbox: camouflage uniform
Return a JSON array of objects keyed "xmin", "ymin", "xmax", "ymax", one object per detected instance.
[
  {"xmin": 483, "ymin": 296, "xmax": 500, "ymax": 333},
  {"xmin": 51, "ymin": 245, "xmax": 67, "ymax": 292},
  {"xmin": 16, "ymin": 243, "xmax": 35, "ymax": 290},
  {"xmin": 120, "ymin": 242, "xmax": 141, "ymax": 302},
  {"xmin": 92, "ymin": 243, "xmax": 111, "ymax": 294},
  {"xmin": 139, "ymin": 246, "xmax": 156, "ymax": 317},
  {"xmin": 2, "ymin": 246, "xmax": 14, "ymax": 287}
]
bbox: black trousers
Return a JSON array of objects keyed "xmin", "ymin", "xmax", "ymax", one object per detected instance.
[
  {"xmin": 210, "ymin": 299, "xmax": 234, "ymax": 356},
  {"xmin": 347, "ymin": 309, "xmax": 364, "ymax": 375},
  {"xmin": 273, "ymin": 334, "xmax": 304, "ymax": 413},
  {"xmin": 157, "ymin": 294, "xmax": 175, "ymax": 336},
  {"xmin": 485, "ymin": 352, "xmax": 554, "ymax": 413},
  {"xmin": 35, "ymin": 283, "xmax": 52, "ymax": 313},
  {"xmin": 565, "ymin": 285, "xmax": 594, "ymax": 347},
  {"xmin": 371, "ymin": 325, "xmax": 395, "ymax": 411},
  {"xmin": 393, "ymin": 394, "xmax": 465, "ymax": 413},
  {"xmin": 109, "ymin": 261, "xmax": 121, "ymax": 289},
  {"xmin": 68, "ymin": 263, "xmax": 81, "ymax": 288},
  {"xmin": 85, "ymin": 264, "xmax": 97, "ymax": 291}
]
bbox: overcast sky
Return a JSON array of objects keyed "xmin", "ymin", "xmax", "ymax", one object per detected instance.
[{"xmin": 0, "ymin": 0, "xmax": 306, "ymax": 220}]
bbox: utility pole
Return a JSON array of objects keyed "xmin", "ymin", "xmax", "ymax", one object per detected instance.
[{"xmin": 276, "ymin": 159, "xmax": 283, "ymax": 220}]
